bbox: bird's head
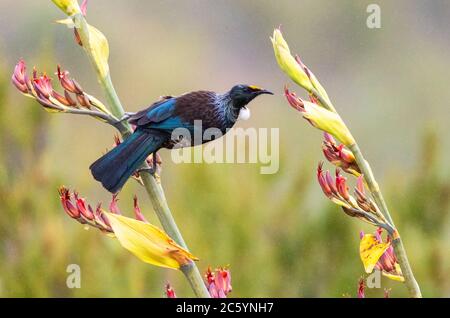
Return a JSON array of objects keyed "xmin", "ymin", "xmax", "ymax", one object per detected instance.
[{"xmin": 229, "ymin": 84, "xmax": 273, "ymax": 109}]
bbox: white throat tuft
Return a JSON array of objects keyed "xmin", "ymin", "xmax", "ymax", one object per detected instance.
[{"xmin": 238, "ymin": 107, "xmax": 251, "ymax": 121}]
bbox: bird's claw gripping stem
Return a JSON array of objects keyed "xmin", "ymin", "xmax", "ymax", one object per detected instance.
[
  {"xmin": 137, "ymin": 152, "xmax": 160, "ymax": 176},
  {"xmin": 137, "ymin": 166, "xmax": 156, "ymax": 175},
  {"xmin": 115, "ymin": 112, "xmax": 135, "ymax": 124}
]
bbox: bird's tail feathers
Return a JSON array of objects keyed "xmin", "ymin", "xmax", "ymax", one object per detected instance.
[{"xmin": 90, "ymin": 129, "xmax": 166, "ymax": 193}]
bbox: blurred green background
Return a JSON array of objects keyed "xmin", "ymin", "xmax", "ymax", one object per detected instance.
[{"xmin": 0, "ymin": 0, "xmax": 449, "ymax": 297}]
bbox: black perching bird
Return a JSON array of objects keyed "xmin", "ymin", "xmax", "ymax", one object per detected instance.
[{"xmin": 90, "ymin": 85, "xmax": 272, "ymax": 193}]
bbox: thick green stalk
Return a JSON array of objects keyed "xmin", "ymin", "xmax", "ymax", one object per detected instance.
[{"xmin": 73, "ymin": 13, "xmax": 210, "ymax": 298}]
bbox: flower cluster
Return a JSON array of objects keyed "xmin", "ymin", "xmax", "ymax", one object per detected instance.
[
  {"xmin": 165, "ymin": 266, "xmax": 232, "ymax": 298},
  {"xmin": 12, "ymin": 60, "xmax": 111, "ymax": 117},
  {"xmin": 284, "ymin": 87, "xmax": 355, "ymax": 146},
  {"xmin": 360, "ymin": 228, "xmax": 404, "ymax": 282},
  {"xmin": 273, "ymin": 26, "xmax": 419, "ymax": 297},
  {"xmin": 322, "ymin": 133, "xmax": 360, "ymax": 176},
  {"xmin": 59, "ymin": 187, "xmax": 197, "ymax": 270},
  {"xmin": 205, "ymin": 267, "xmax": 232, "ymax": 298},
  {"xmin": 317, "ymin": 163, "xmax": 387, "ymax": 227},
  {"xmin": 59, "ymin": 186, "xmax": 114, "ymax": 232}
]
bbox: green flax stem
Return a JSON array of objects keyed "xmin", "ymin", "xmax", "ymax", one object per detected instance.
[
  {"xmin": 313, "ymin": 83, "xmax": 421, "ymax": 297},
  {"xmin": 73, "ymin": 14, "xmax": 210, "ymax": 298}
]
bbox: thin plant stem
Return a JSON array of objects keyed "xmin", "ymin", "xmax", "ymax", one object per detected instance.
[{"xmin": 72, "ymin": 13, "xmax": 210, "ymax": 298}]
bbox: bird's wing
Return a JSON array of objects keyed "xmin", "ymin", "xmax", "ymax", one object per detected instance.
[{"xmin": 129, "ymin": 98, "xmax": 177, "ymax": 127}]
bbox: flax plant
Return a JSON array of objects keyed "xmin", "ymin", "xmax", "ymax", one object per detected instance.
[
  {"xmin": 271, "ymin": 28, "xmax": 422, "ymax": 297},
  {"xmin": 12, "ymin": 0, "xmax": 209, "ymax": 297}
]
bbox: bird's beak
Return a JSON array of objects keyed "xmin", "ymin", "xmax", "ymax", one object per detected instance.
[{"xmin": 256, "ymin": 89, "xmax": 274, "ymax": 95}]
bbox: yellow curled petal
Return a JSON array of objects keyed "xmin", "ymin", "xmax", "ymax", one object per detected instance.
[
  {"xmin": 302, "ymin": 102, "xmax": 355, "ymax": 146},
  {"xmin": 106, "ymin": 213, "xmax": 198, "ymax": 269},
  {"xmin": 56, "ymin": 18, "xmax": 110, "ymax": 78},
  {"xmin": 87, "ymin": 24, "xmax": 110, "ymax": 78},
  {"xmin": 382, "ymin": 263, "xmax": 405, "ymax": 282},
  {"xmin": 359, "ymin": 234, "xmax": 390, "ymax": 273}
]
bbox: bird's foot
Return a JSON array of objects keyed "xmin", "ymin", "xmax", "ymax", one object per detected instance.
[
  {"xmin": 136, "ymin": 152, "xmax": 162, "ymax": 181},
  {"xmin": 136, "ymin": 166, "xmax": 161, "ymax": 183},
  {"xmin": 137, "ymin": 167, "xmax": 156, "ymax": 175},
  {"xmin": 114, "ymin": 112, "xmax": 135, "ymax": 124}
]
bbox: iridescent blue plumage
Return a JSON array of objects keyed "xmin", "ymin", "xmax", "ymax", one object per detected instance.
[{"xmin": 90, "ymin": 85, "xmax": 272, "ymax": 193}]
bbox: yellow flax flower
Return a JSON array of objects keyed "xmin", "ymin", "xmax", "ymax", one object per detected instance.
[
  {"xmin": 106, "ymin": 213, "xmax": 198, "ymax": 269},
  {"xmin": 360, "ymin": 229, "xmax": 404, "ymax": 282},
  {"xmin": 271, "ymin": 28, "xmax": 314, "ymax": 92},
  {"xmin": 285, "ymin": 88, "xmax": 355, "ymax": 146},
  {"xmin": 51, "ymin": 0, "xmax": 81, "ymax": 16}
]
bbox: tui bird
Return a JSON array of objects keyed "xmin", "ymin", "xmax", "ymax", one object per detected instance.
[{"xmin": 90, "ymin": 84, "xmax": 272, "ymax": 193}]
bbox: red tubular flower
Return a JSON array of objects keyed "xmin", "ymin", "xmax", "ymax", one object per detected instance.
[
  {"xmin": 32, "ymin": 72, "xmax": 53, "ymax": 99},
  {"xmin": 284, "ymin": 86, "xmax": 305, "ymax": 112},
  {"xmin": 96, "ymin": 204, "xmax": 111, "ymax": 228},
  {"xmin": 322, "ymin": 133, "xmax": 360, "ymax": 176},
  {"xmin": 165, "ymin": 283, "xmax": 177, "ymax": 298},
  {"xmin": 80, "ymin": 0, "xmax": 88, "ymax": 16},
  {"xmin": 325, "ymin": 170, "xmax": 338, "ymax": 195},
  {"xmin": 317, "ymin": 162, "xmax": 333, "ymax": 198},
  {"xmin": 74, "ymin": 192, "xmax": 94, "ymax": 220},
  {"xmin": 335, "ymin": 169, "xmax": 350, "ymax": 200},
  {"xmin": 133, "ymin": 195, "xmax": 148, "ymax": 223},
  {"xmin": 58, "ymin": 187, "xmax": 80, "ymax": 218},
  {"xmin": 109, "ymin": 194, "xmax": 122, "ymax": 215},
  {"xmin": 11, "ymin": 59, "xmax": 29, "ymax": 94},
  {"xmin": 205, "ymin": 267, "xmax": 215, "ymax": 285},
  {"xmin": 360, "ymin": 229, "xmax": 404, "ymax": 282},
  {"xmin": 56, "ymin": 66, "xmax": 83, "ymax": 95},
  {"xmin": 357, "ymin": 278, "xmax": 365, "ymax": 298},
  {"xmin": 205, "ymin": 267, "xmax": 232, "ymax": 298},
  {"xmin": 375, "ymin": 236, "xmax": 398, "ymax": 274},
  {"xmin": 215, "ymin": 267, "xmax": 232, "ymax": 295}
]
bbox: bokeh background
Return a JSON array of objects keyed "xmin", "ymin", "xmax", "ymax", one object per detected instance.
[{"xmin": 0, "ymin": 0, "xmax": 449, "ymax": 297}]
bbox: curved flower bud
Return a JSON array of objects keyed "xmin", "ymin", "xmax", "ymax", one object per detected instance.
[
  {"xmin": 357, "ymin": 278, "xmax": 365, "ymax": 298},
  {"xmin": 80, "ymin": 0, "xmax": 88, "ymax": 16},
  {"xmin": 317, "ymin": 164, "xmax": 385, "ymax": 226},
  {"xmin": 74, "ymin": 192, "xmax": 94, "ymax": 220},
  {"xmin": 335, "ymin": 169, "xmax": 350, "ymax": 200},
  {"xmin": 133, "ymin": 195, "xmax": 148, "ymax": 223},
  {"xmin": 322, "ymin": 133, "xmax": 360, "ymax": 176},
  {"xmin": 205, "ymin": 267, "xmax": 232, "ymax": 298},
  {"xmin": 57, "ymin": 66, "xmax": 83, "ymax": 95},
  {"xmin": 271, "ymin": 28, "xmax": 314, "ymax": 92},
  {"xmin": 32, "ymin": 73, "xmax": 53, "ymax": 99},
  {"xmin": 215, "ymin": 267, "xmax": 232, "ymax": 295},
  {"xmin": 11, "ymin": 59, "xmax": 29, "ymax": 94},
  {"xmin": 165, "ymin": 283, "xmax": 177, "ymax": 298},
  {"xmin": 51, "ymin": 0, "xmax": 82, "ymax": 16},
  {"xmin": 59, "ymin": 187, "xmax": 79, "ymax": 218},
  {"xmin": 284, "ymin": 88, "xmax": 355, "ymax": 146},
  {"xmin": 295, "ymin": 54, "xmax": 332, "ymax": 107},
  {"xmin": 109, "ymin": 194, "xmax": 122, "ymax": 215}
]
